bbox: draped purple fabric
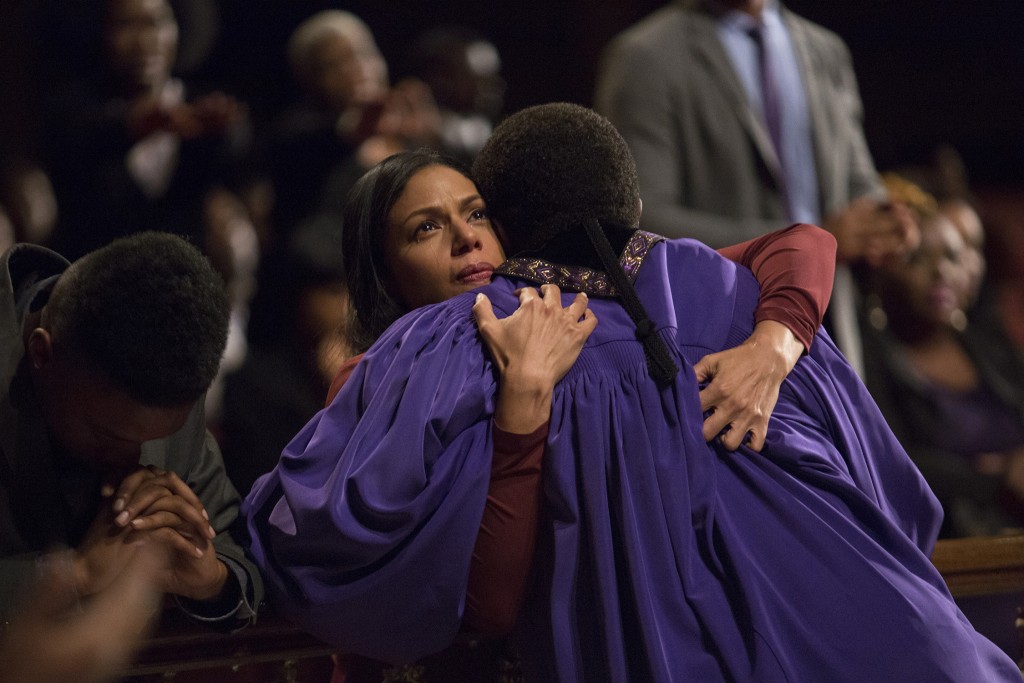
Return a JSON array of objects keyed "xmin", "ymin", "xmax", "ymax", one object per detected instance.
[{"xmin": 243, "ymin": 236, "xmax": 1019, "ymax": 681}]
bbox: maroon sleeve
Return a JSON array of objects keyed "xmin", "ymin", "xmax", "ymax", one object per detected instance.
[
  {"xmin": 324, "ymin": 353, "xmax": 364, "ymax": 406},
  {"xmin": 717, "ymin": 223, "xmax": 837, "ymax": 351},
  {"xmin": 463, "ymin": 422, "xmax": 547, "ymax": 634}
]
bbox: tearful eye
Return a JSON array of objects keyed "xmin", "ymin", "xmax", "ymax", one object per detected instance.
[
  {"xmin": 468, "ymin": 208, "xmax": 488, "ymax": 222},
  {"xmin": 415, "ymin": 221, "xmax": 441, "ymax": 237}
]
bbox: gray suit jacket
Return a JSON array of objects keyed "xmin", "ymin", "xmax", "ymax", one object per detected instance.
[
  {"xmin": 594, "ymin": 1, "xmax": 882, "ymax": 373},
  {"xmin": 594, "ymin": 0, "xmax": 883, "ymax": 246},
  {"xmin": 0, "ymin": 243, "xmax": 263, "ymax": 628}
]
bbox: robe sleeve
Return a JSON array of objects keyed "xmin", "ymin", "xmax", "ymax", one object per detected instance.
[
  {"xmin": 244, "ymin": 297, "xmax": 497, "ymax": 663},
  {"xmin": 717, "ymin": 223, "xmax": 837, "ymax": 351},
  {"xmin": 326, "ymin": 348, "xmax": 547, "ymax": 636}
]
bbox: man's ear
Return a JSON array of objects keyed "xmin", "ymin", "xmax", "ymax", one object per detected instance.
[{"xmin": 26, "ymin": 328, "xmax": 53, "ymax": 370}]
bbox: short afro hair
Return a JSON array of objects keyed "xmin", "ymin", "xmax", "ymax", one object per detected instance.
[
  {"xmin": 472, "ymin": 102, "xmax": 640, "ymax": 255},
  {"xmin": 45, "ymin": 231, "xmax": 230, "ymax": 406}
]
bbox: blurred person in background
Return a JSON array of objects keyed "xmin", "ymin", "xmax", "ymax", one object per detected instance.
[
  {"xmin": 220, "ymin": 217, "xmax": 354, "ymax": 497},
  {"xmin": 37, "ymin": 0, "xmax": 259, "ymax": 267},
  {"xmin": 861, "ymin": 173, "xmax": 1024, "ymax": 538},
  {"xmin": 405, "ymin": 25, "xmax": 506, "ymax": 165},
  {"xmin": 251, "ymin": 9, "xmax": 443, "ymax": 356},
  {"xmin": 984, "ymin": 202, "xmax": 1024, "ymax": 354},
  {"xmin": 34, "ymin": 0, "xmax": 262, "ymax": 427},
  {"xmin": 0, "ymin": 158, "xmax": 58, "ymax": 247},
  {"xmin": 267, "ymin": 9, "xmax": 442, "ymax": 244}
]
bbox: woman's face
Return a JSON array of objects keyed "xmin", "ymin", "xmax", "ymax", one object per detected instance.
[
  {"xmin": 383, "ymin": 165, "xmax": 506, "ymax": 309},
  {"xmin": 884, "ymin": 212, "xmax": 969, "ymax": 327},
  {"xmin": 941, "ymin": 199, "xmax": 986, "ymax": 308}
]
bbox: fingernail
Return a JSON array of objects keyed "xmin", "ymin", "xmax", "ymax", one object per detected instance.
[
  {"xmin": 202, "ymin": 509, "xmax": 209, "ymax": 521},
  {"xmin": 131, "ymin": 518, "xmax": 142, "ymax": 528},
  {"xmin": 208, "ymin": 526, "xmax": 216, "ymax": 539},
  {"xmin": 195, "ymin": 547, "xmax": 204, "ymax": 558},
  {"xmin": 100, "ymin": 484, "xmax": 115, "ymax": 497},
  {"xmin": 115, "ymin": 510, "xmax": 130, "ymax": 526},
  {"xmin": 476, "ymin": 293, "xmax": 484, "ymax": 303},
  {"xmin": 112, "ymin": 498, "xmax": 125, "ymax": 513}
]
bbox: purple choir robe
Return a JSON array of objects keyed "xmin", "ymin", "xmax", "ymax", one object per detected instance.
[{"xmin": 243, "ymin": 233, "xmax": 1019, "ymax": 681}]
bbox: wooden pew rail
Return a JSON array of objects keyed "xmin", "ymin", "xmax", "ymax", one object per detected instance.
[{"xmin": 126, "ymin": 534, "xmax": 1024, "ymax": 680}]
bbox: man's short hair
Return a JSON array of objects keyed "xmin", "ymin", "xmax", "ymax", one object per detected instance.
[
  {"xmin": 472, "ymin": 102, "xmax": 641, "ymax": 255},
  {"xmin": 45, "ymin": 232, "xmax": 230, "ymax": 406}
]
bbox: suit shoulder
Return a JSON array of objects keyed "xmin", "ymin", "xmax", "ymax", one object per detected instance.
[
  {"xmin": 784, "ymin": 11, "xmax": 852, "ymax": 58},
  {"xmin": 604, "ymin": 4, "xmax": 699, "ymax": 57}
]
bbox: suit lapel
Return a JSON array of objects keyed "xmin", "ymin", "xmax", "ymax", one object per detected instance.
[
  {"xmin": 685, "ymin": 7, "xmax": 785, "ymax": 185},
  {"xmin": 9, "ymin": 364, "xmax": 69, "ymax": 550},
  {"xmin": 0, "ymin": 245, "xmax": 79, "ymax": 549}
]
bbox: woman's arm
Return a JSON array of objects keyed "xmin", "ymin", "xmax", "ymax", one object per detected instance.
[
  {"xmin": 462, "ymin": 422, "xmax": 546, "ymax": 634},
  {"xmin": 464, "ymin": 285, "xmax": 595, "ymax": 634},
  {"xmin": 716, "ymin": 223, "xmax": 836, "ymax": 352},
  {"xmin": 699, "ymin": 223, "xmax": 838, "ymax": 450},
  {"xmin": 325, "ymin": 354, "xmax": 363, "ymax": 406}
]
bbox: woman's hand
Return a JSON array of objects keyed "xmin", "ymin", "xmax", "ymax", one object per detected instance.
[
  {"xmin": 694, "ymin": 320, "xmax": 804, "ymax": 451},
  {"xmin": 473, "ymin": 284, "xmax": 597, "ymax": 434}
]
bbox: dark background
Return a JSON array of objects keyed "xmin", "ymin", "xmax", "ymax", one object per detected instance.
[{"xmin": 2, "ymin": 0, "xmax": 1021, "ymax": 190}]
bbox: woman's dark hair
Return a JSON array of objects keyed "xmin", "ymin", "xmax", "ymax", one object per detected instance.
[
  {"xmin": 342, "ymin": 149, "xmax": 471, "ymax": 351},
  {"xmin": 472, "ymin": 102, "xmax": 640, "ymax": 255},
  {"xmin": 45, "ymin": 231, "xmax": 230, "ymax": 406}
]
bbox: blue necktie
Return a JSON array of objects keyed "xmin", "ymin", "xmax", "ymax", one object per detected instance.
[{"xmin": 749, "ymin": 23, "xmax": 789, "ymax": 216}]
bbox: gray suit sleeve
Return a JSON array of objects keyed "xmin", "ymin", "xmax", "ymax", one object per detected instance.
[
  {"xmin": 595, "ymin": 35, "xmax": 786, "ymax": 246},
  {"xmin": 833, "ymin": 41, "xmax": 884, "ymax": 206},
  {"xmin": 143, "ymin": 402, "xmax": 264, "ymax": 631}
]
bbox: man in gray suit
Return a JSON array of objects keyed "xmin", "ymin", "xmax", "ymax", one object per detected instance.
[{"xmin": 595, "ymin": 0, "xmax": 916, "ymax": 375}]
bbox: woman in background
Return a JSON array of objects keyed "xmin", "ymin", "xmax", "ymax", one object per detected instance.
[{"xmin": 862, "ymin": 174, "xmax": 1024, "ymax": 537}]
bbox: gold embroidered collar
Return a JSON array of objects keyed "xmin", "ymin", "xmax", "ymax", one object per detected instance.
[{"xmin": 494, "ymin": 230, "xmax": 663, "ymax": 297}]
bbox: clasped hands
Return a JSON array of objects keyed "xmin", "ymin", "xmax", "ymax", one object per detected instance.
[
  {"xmin": 73, "ymin": 466, "xmax": 228, "ymax": 604},
  {"xmin": 127, "ymin": 91, "xmax": 246, "ymax": 141}
]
